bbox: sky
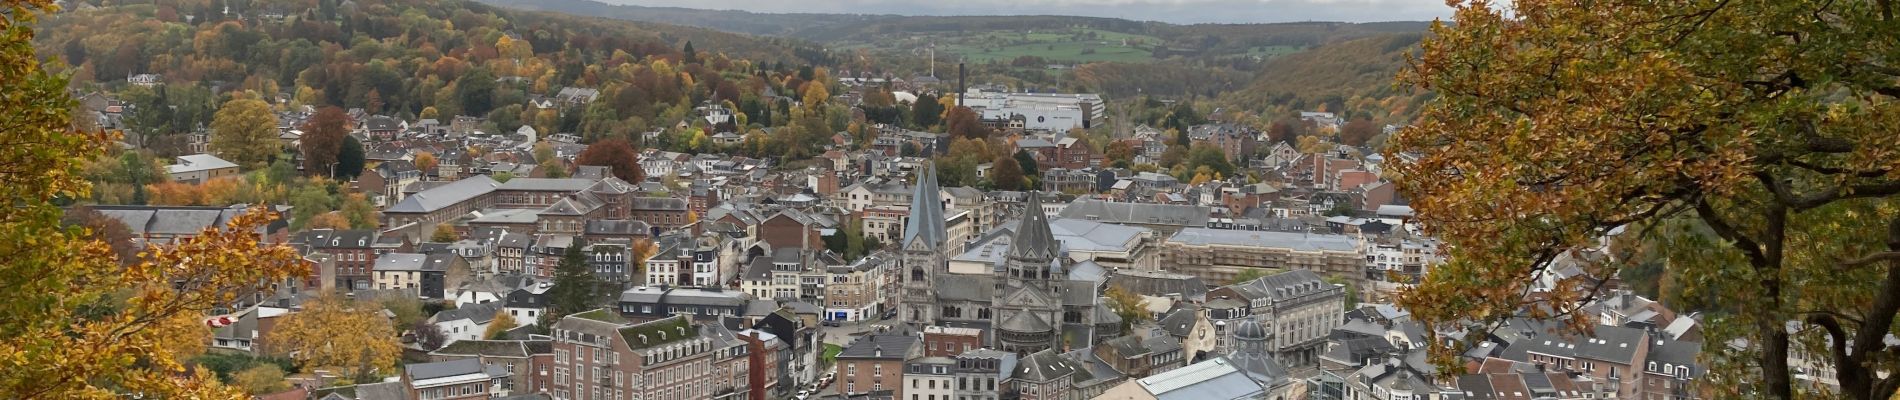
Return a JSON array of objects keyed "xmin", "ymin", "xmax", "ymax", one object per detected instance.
[{"xmin": 596, "ymin": 0, "xmax": 1456, "ymax": 24}]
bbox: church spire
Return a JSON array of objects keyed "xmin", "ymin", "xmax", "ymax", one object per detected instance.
[
  {"xmin": 901, "ymin": 161, "xmax": 947, "ymax": 248},
  {"xmin": 1008, "ymin": 191, "xmax": 1059, "ymax": 261}
]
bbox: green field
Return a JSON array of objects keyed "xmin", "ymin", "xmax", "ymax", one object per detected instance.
[
  {"xmin": 841, "ymin": 28, "xmax": 1165, "ymax": 64},
  {"xmin": 1238, "ymin": 45, "xmax": 1304, "ymax": 59}
]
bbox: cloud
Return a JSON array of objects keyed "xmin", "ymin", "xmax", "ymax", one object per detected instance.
[{"xmin": 598, "ymin": 0, "xmax": 1453, "ymax": 23}]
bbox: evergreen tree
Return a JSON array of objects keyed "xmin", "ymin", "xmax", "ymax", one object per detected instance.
[
  {"xmin": 546, "ymin": 242, "xmax": 600, "ymax": 322},
  {"xmin": 335, "ymin": 136, "xmax": 365, "ymax": 178}
]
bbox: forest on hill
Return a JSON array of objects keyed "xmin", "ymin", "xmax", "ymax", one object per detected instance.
[
  {"xmin": 1219, "ymin": 33, "xmax": 1429, "ymax": 124},
  {"xmin": 41, "ymin": 0, "xmax": 844, "ymax": 137},
  {"xmin": 475, "ymin": 0, "xmax": 1432, "ymax": 125}
]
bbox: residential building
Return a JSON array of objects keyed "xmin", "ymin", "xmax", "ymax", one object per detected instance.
[
  {"xmin": 951, "ymin": 349, "xmax": 1016, "ymax": 400},
  {"xmin": 1206, "ymin": 270, "xmax": 1345, "ymax": 366},
  {"xmin": 401, "ymin": 359, "xmax": 512, "ymax": 400},
  {"xmin": 166, "ymin": 154, "xmax": 240, "ymax": 183},
  {"xmin": 616, "ymin": 286, "xmax": 751, "ymax": 322},
  {"xmin": 922, "ymin": 326, "xmax": 984, "ymax": 358},
  {"xmin": 374, "ymin": 252, "xmax": 470, "ymax": 299},
  {"xmin": 837, "ymin": 335, "xmax": 921, "ymax": 398},
  {"xmin": 548, "ymin": 311, "xmax": 751, "ymax": 400},
  {"xmin": 902, "ymin": 357, "xmax": 957, "ymax": 400},
  {"xmin": 426, "ymin": 339, "xmax": 555, "ymax": 395},
  {"xmin": 432, "ymin": 301, "xmax": 506, "ymax": 344},
  {"xmin": 294, "ymin": 229, "xmax": 379, "ymax": 291}
]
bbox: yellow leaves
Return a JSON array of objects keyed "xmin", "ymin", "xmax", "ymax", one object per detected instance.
[{"xmin": 272, "ymin": 295, "xmax": 401, "ymax": 380}]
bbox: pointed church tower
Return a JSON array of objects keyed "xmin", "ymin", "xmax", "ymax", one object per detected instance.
[
  {"xmin": 899, "ymin": 162, "xmax": 950, "ymax": 327},
  {"xmin": 993, "ymin": 191, "xmax": 1066, "ymax": 354}
]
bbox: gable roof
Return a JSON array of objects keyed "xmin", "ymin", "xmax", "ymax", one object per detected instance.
[
  {"xmin": 386, "ymin": 175, "xmax": 500, "ymax": 214},
  {"xmin": 433, "ymin": 301, "xmax": 505, "ymax": 325},
  {"xmin": 837, "ymin": 334, "xmax": 918, "ymax": 360}
]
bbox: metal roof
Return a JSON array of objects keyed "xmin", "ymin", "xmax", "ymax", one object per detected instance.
[{"xmin": 386, "ymin": 175, "xmax": 500, "ymax": 214}]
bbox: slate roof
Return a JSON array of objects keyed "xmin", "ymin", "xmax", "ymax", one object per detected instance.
[
  {"xmin": 744, "ymin": 257, "xmax": 774, "ymax": 280},
  {"xmin": 901, "ymin": 162, "xmax": 947, "ymax": 248},
  {"xmin": 406, "ymin": 359, "xmax": 483, "ymax": 381},
  {"xmin": 998, "ymin": 310, "xmax": 1054, "ymax": 333},
  {"xmin": 1107, "ymin": 269, "xmax": 1209, "ymax": 302},
  {"xmin": 584, "ymin": 220, "xmax": 650, "ymax": 236},
  {"xmin": 1062, "ymin": 199, "xmax": 1207, "ymax": 229},
  {"xmin": 433, "ymin": 301, "xmax": 504, "ymax": 325},
  {"xmin": 1226, "ymin": 269, "xmax": 1334, "ymax": 303},
  {"xmin": 837, "ymin": 334, "xmax": 918, "ymax": 360},
  {"xmin": 1500, "ymin": 325, "xmax": 1648, "ymax": 364},
  {"xmin": 1008, "ymin": 191, "xmax": 1059, "ymax": 260},
  {"xmin": 935, "ymin": 275, "xmax": 996, "ymax": 302},
  {"xmin": 386, "ymin": 175, "xmax": 500, "ymax": 214},
  {"xmin": 1169, "ymin": 228, "xmax": 1359, "ymax": 252},
  {"xmin": 499, "ymin": 178, "xmax": 596, "ymax": 192},
  {"xmin": 353, "ymin": 381, "xmax": 409, "ymax": 400},
  {"xmin": 431, "ymin": 340, "xmax": 532, "ymax": 358},
  {"xmin": 1013, "ymin": 348, "xmax": 1085, "ymax": 382},
  {"xmin": 1156, "ymin": 305, "xmax": 1201, "ymax": 338},
  {"xmin": 375, "ymin": 253, "xmax": 429, "ymax": 271}
]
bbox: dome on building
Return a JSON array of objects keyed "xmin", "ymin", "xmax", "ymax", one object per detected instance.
[{"xmin": 1233, "ymin": 317, "xmax": 1269, "ymax": 341}]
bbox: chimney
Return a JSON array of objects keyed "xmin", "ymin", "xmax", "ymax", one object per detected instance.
[{"xmin": 957, "ymin": 63, "xmax": 966, "ymax": 107}]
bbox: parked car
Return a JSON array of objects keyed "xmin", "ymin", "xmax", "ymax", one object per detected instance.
[{"xmin": 822, "ymin": 319, "xmax": 842, "ymax": 327}]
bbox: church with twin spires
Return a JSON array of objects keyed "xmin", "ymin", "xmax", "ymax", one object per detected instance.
[{"xmin": 898, "ymin": 163, "xmax": 1119, "ymax": 355}]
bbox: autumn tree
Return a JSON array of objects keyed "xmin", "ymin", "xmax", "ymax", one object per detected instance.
[
  {"xmin": 340, "ymin": 193, "xmax": 379, "ymax": 230},
  {"xmin": 431, "ymin": 223, "xmax": 459, "ymax": 242},
  {"xmin": 272, "ymin": 295, "xmax": 401, "ymax": 381},
  {"xmin": 231, "ymin": 364, "xmax": 290, "ymax": 395},
  {"xmin": 0, "ymin": 4, "xmax": 307, "ymax": 395},
  {"xmin": 1103, "ymin": 285, "xmax": 1151, "ymax": 332},
  {"xmin": 302, "ymin": 106, "xmax": 351, "ymax": 176},
  {"xmin": 1338, "ymin": 118, "xmax": 1379, "ymax": 147},
  {"xmin": 1390, "ymin": 1, "xmax": 1900, "ymax": 398},
  {"xmin": 532, "ymin": 141, "xmax": 567, "ymax": 178},
  {"xmin": 413, "ymin": 151, "xmax": 438, "ymax": 176},
  {"xmin": 306, "ymin": 212, "xmax": 351, "ymax": 230},
  {"xmin": 209, "ymin": 97, "xmax": 279, "ymax": 169},
  {"xmin": 484, "ymin": 311, "xmax": 517, "ymax": 340},
  {"xmin": 945, "ymin": 106, "xmax": 989, "ymax": 139},
  {"xmin": 1104, "ymin": 141, "xmax": 1136, "ymax": 166},
  {"xmin": 990, "ymin": 155, "xmax": 1025, "ymax": 191},
  {"xmin": 575, "ymin": 138, "xmax": 645, "ymax": 182}
]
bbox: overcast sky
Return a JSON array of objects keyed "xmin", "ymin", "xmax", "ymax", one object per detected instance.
[{"xmin": 596, "ymin": 0, "xmax": 1455, "ymax": 24}]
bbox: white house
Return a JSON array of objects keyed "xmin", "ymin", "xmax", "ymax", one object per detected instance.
[
  {"xmin": 166, "ymin": 154, "xmax": 240, "ymax": 184},
  {"xmin": 429, "ymin": 301, "xmax": 506, "ymax": 344}
]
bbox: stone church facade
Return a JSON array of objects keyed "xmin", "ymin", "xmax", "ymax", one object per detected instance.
[{"xmin": 899, "ymin": 163, "xmax": 1118, "ymax": 355}]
